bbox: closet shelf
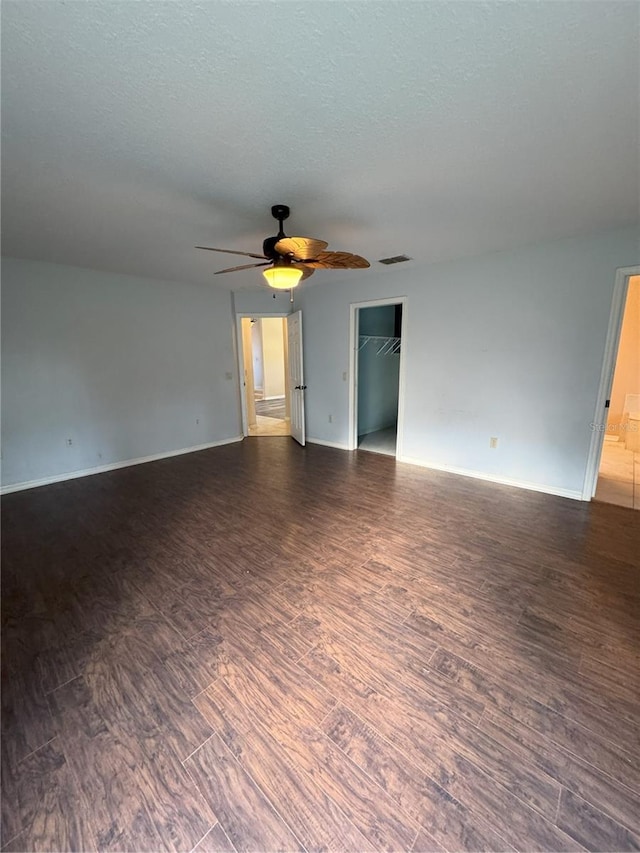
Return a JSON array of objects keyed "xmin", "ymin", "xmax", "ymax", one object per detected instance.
[{"xmin": 358, "ymin": 335, "xmax": 401, "ymax": 356}]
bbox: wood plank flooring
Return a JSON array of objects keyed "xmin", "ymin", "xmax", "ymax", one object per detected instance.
[{"xmin": 2, "ymin": 439, "xmax": 639, "ymax": 852}]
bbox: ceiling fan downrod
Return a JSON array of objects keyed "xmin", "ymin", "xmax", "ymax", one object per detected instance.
[
  {"xmin": 263, "ymin": 204, "xmax": 290, "ymax": 258},
  {"xmin": 271, "ymin": 203, "xmax": 290, "ymax": 236}
]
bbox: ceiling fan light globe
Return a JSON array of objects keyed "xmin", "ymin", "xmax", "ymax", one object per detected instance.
[{"xmin": 263, "ymin": 266, "xmax": 303, "ymax": 290}]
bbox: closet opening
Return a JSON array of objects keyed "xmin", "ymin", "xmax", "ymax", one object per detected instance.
[{"xmin": 351, "ymin": 300, "xmax": 405, "ymax": 457}]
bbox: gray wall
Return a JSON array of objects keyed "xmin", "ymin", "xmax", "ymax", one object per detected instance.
[
  {"xmin": 359, "ymin": 304, "xmax": 396, "ymax": 337},
  {"xmin": 1, "ymin": 258, "xmax": 241, "ymax": 488},
  {"xmin": 358, "ymin": 305, "xmax": 400, "ymax": 436},
  {"xmin": 3, "ymin": 225, "xmax": 638, "ymax": 498},
  {"xmin": 298, "ymin": 226, "xmax": 639, "ymax": 497},
  {"xmin": 232, "ymin": 288, "xmax": 292, "ymax": 316}
]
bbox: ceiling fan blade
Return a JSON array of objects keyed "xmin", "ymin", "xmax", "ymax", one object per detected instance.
[
  {"xmin": 214, "ymin": 262, "xmax": 271, "ymax": 275},
  {"xmin": 196, "ymin": 246, "xmax": 267, "ymax": 259},
  {"xmin": 296, "ymin": 265, "xmax": 316, "ymax": 281},
  {"xmin": 302, "ymin": 251, "xmax": 370, "ymax": 270},
  {"xmin": 274, "ymin": 236, "xmax": 329, "ymax": 261}
]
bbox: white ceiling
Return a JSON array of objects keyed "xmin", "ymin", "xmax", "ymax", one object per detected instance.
[{"xmin": 2, "ymin": 1, "xmax": 638, "ymax": 290}]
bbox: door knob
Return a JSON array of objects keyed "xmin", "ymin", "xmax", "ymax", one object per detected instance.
[{"xmin": 294, "ymin": 385, "xmax": 307, "ymax": 390}]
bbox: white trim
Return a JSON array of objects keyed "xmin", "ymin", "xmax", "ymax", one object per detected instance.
[
  {"xmin": 306, "ymin": 437, "xmax": 351, "ymax": 450},
  {"xmin": 0, "ymin": 436, "xmax": 244, "ymax": 495},
  {"xmin": 397, "ymin": 454, "xmax": 582, "ymax": 501},
  {"xmin": 581, "ymin": 265, "xmax": 640, "ymax": 501},
  {"xmin": 235, "ymin": 312, "xmax": 290, "ymax": 436},
  {"xmin": 348, "ymin": 296, "xmax": 407, "ymax": 457}
]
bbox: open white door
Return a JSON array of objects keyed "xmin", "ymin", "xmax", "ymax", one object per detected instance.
[{"xmin": 287, "ymin": 310, "xmax": 306, "ymax": 446}]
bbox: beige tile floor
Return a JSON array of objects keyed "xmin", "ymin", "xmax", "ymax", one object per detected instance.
[
  {"xmin": 594, "ymin": 439, "xmax": 640, "ymax": 509},
  {"xmin": 248, "ymin": 415, "xmax": 290, "ymax": 436}
]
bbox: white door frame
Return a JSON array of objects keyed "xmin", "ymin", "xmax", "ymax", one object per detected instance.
[
  {"xmin": 348, "ymin": 296, "xmax": 408, "ymax": 456},
  {"xmin": 235, "ymin": 313, "xmax": 289, "ymax": 436},
  {"xmin": 581, "ymin": 265, "xmax": 640, "ymax": 500}
]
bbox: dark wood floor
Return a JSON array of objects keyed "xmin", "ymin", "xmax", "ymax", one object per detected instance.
[{"xmin": 2, "ymin": 439, "xmax": 639, "ymax": 853}]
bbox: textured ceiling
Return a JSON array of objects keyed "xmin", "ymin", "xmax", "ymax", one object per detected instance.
[{"xmin": 2, "ymin": 1, "xmax": 638, "ymax": 290}]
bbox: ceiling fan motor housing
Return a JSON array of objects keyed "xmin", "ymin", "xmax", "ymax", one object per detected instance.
[{"xmin": 263, "ymin": 235, "xmax": 287, "ymax": 260}]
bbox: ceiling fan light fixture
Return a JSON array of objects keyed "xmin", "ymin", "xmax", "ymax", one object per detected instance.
[{"xmin": 263, "ymin": 265, "xmax": 303, "ymax": 290}]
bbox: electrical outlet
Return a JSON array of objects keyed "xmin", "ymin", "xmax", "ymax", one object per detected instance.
[
  {"xmin": 225, "ymin": 371, "xmax": 233, "ymax": 380},
  {"xmin": 342, "ymin": 371, "xmax": 347, "ymax": 381},
  {"xmin": 489, "ymin": 437, "xmax": 498, "ymax": 449},
  {"xmin": 97, "ymin": 452, "xmax": 102, "ymax": 460},
  {"xmin": 328, "ymin": 414, "xmax": 333, "ymax": 423},
  {"xmin": 196, "ymin": 418, "xmax": 200, "ymax": 425},
  {"xmin": 66, "ymin": 438, "xmax": 73, "ymax": 446}
]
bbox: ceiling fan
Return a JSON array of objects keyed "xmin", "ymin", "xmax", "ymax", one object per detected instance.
[{"xmin": 196, "ymin": 204, "xmax": 370, "ymax": 290}]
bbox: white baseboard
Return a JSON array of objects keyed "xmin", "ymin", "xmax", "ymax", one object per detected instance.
[
  {"xmin": 306, "ymin": 437, "xmax": 351, "ymax": 451},
  {"xmin": 397, "ymin": 455, "xmax": 583, "ymax": 501},
  {"xmin": 1, "ymin": 438, "xmax": 583, "ymax": 502},
  {"xmin": 263, "ymin": 395, "xmax": 286, "ymax": 401},
  {"xmin": 0, "ymin": 436, "xmax": 244, "ymax": 495}
]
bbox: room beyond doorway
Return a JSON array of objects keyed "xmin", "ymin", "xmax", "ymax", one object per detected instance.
[
  {"xmin": 593, "ymin": 274, "xmax": 640, "ymax": 509},
  {"xmin": 240, "ymin": 316, "xmax": 290, "ymax": 437}
]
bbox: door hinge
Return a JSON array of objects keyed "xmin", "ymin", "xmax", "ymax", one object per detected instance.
[{"xmin": 605, "ymin": 400, "xmax": 610, "ymax": 408}]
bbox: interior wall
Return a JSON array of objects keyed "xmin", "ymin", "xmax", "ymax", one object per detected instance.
[
  {"xmin": 261, "ymin": 318, "xmax": 286, "ymax": 399},
  {"xmin": 359, "ymin": 305, "xmax": 396, "ymax": 336},
  {"xmin": 231, "ymin": 289, "xmax": 292, "ymax": 316},
  {"xmin": 358, "ymin": 305, "xmax": 401, "ymax": 436},
  {"xmin": 606, "ymin": 274, "xmax": 640, "ymax": 433},
  {"xmin": 282, "ymin": 319, "xmax": 291, "ymax": 422},
  {"xmin": 241, "ymin": 318, "xmax": 257, "ymax": 429},
  {"xmin": 250, "ymin": 320, "xmax": 264, "ymax": 391},
  {"xmin": 297, "ymin": 226, "xmax": 638, "ymax": 497},
  {"xmin": 1, "ymin": 257, "xmax": 241, "ymax": 489}
]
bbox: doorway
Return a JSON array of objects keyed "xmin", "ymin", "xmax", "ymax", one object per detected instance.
[
  {"xmin": 350, "ymin": 298, "xmax": 406, "ymax": 457},
  {"xmin": 593, "ymin": 273, "xmax": 640, "ymax": 509},
  {"xmin": 240, "ymin": 316, "xmax": 290, "ymax": 437}
]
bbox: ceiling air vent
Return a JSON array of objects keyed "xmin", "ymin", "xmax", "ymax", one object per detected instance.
[{"xmin": 378, "ymin": 254, "xmax": 412, "ymax": 265}]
